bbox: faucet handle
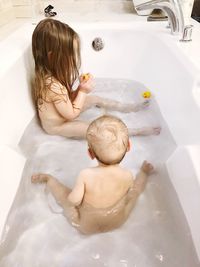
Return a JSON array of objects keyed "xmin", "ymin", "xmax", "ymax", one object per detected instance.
[{"xmin": 180, "ymin": 25, "xmax": 193, "ymax": 42}]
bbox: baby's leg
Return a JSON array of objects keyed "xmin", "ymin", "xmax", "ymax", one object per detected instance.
[
  {"xmin": 129, "ymin": 126, "xmax": 161, "ymax": 136},
  {"xmin": 32, "ymin": 174, "xmax": 71, "ymax": 208},
  {"xmin": 83, "ymin": 95, "xmax": 150, "ymax": 113}
]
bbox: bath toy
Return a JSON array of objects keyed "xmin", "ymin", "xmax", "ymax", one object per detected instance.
[
  {"xmin": 142, "ymin": 91, "xmax": 152, "ymax": 98},
  {"xmin": 82, "ymin": 73, "xmax": 90, "ymax": 81}
]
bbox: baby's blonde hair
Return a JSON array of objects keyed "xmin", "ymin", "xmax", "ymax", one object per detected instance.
[{"xmin": 86, "ymin": 115, "xmax": 129, "ymax": 165}]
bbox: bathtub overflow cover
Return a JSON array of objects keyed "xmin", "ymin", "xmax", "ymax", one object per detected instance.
[{"xmin": 92, "ymin": 38, "xmax": 104, "ymax": 51}]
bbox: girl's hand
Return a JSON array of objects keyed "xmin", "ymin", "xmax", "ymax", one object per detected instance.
[{"xmin": 79, "ymin": 73, "xmax": 94, "ymax": 94}]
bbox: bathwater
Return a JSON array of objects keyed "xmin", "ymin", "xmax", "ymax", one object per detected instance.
[{"xmin": 0, "ymin": 78, "xmax": 199, "ymax": 267}]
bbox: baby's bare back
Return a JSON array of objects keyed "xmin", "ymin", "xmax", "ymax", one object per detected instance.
[
  {"xmin": 69, "ymin": 166, "xmax": 136, "ymax": 234},
  {"xmin": 82, "ymin": 165, "xmax": 134, "ymax": 208}
]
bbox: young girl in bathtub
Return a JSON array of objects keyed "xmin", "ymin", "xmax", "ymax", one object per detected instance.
[
  {"xmin": 32, "ymin": 18, "xmax": 161, "ymax": 138},
  {"xmin": 32, "ymin": 115, "xmax": 154, "ymax": 234}
]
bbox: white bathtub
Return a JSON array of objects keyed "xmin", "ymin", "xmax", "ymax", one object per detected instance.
[{"xmin": 0, "ymin": 19, "xmax": 200, "ymax": 264}]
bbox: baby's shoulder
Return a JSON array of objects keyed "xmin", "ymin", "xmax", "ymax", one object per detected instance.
[
  {"xmin": 119, "ymin": 167, "xmax": 134, "ymax": 185},
  {"xmin": 78, "ymin": 168, "xmax": 94, "ymax": 180},
  {"xmin": 119, "ymin": 166, "xmax": 133, "ymax": 177}
]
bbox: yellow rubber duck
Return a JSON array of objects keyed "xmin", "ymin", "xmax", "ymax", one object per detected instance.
[
  {"xmin": 142, "ymin": 91, "xmax": 152, "ymax": 98},
  {"xmin": 82, "ymin": 73, "xmax": 90, "ymax": 81}
]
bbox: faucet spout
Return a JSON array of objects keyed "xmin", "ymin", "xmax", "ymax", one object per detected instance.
[{"xmin": 135, "ymin": 0, "xmax": 184, "ymax": 35}]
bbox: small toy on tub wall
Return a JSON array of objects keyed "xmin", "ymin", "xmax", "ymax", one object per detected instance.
[
  {"xmin": 142, "ymin": 91, "xmax": 152, "ymax": 99},
  {"xmin": 82, "ymin": 73, "xmax": 90, "ymax": 81},
  {"xmin": 44, "ymin": 5, "xmax": 57, "ymax": 17}
]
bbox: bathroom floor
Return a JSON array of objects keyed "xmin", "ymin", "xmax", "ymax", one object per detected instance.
[{"xmin": 0, "ymin": 78, "xmax": 199, "ymax": 267}]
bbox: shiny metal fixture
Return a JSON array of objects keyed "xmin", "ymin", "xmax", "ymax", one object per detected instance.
[
  {"xmin": 135, "ymin": 0, "xmax": 193, "ymax": 41},
  {"xmin": 180, "ymin": 24, "xmax": 193, "ymax": 42}
]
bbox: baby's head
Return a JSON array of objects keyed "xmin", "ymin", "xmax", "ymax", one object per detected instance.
[
  {"xmin": 86, "ymin": 115, "xmax": 130, "ymax": 165},
  {"xmin": 32, "ymin": 18, "xmax": 81, "ymax": 91}
]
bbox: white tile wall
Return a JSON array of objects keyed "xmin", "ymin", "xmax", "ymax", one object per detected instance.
[
  {"xmin": 12, "ymin": 0, "xmax": 40, "ymax": 18},
  {"xmin": 40, "ymin": 0, "xmax": 134, "ymax": 15},
  {"xmin": 0, "ymin": 0, "xmax": 133, "ymax": 25},
  {"xmin": 0, "ymin": 0, "xmax": 14, "ymax": 26},
  {"xmin": 12, "ymin": 0, "xmax": 32, "ymax": 5}
]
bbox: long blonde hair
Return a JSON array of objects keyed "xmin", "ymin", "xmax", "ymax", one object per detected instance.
[{"xmin": 32, "ymin": 18, "xmax": 81, "ymax": 108}]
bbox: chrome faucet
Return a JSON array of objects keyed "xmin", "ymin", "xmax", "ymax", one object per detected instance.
[{"xmin": 135, "ymin": 0, "xmax": 193, "ymax": 41}]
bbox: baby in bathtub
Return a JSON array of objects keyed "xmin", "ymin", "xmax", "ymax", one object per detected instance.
[{"xmin": 31, "ymin": 115, "xmax": 154, "ymax": 234}]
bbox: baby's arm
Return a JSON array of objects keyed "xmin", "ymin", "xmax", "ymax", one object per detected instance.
[
  {"xmin": 50, "ymin": 75, "xmax": 94, "ymax": 121},
  {"xmin": 132, "ymin": 161, "xmax": 154, "ymax": 195},
  {"xmin": 31, "ymin": 173, "xmax": 71, "ymax": 207},
  {"xmin": 67, "ymin": 170, "xmax": 87, "ymax": 206},
  {"xmin": 31, "ymin": 172, "xmax": 86, "ymax": 224}
]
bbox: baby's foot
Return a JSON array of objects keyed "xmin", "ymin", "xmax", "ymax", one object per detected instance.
[
  {"xmin": 31, "ymin": 173, "xmax": 49, "ymax": 184},
  {"xmin": 130, "ymin": 126, "xmax": 161, "ymax": 136},
  {"xmin": 130, "ymin": 100, "xmax": 150, "ymax": 112}
]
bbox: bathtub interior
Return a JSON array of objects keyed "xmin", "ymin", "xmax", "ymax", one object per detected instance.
[
  {"xmin": 79, "ymin": 27, "xmax": 200, "ymax": 146},
  {"xmin": 0, "ymin": 25, "xmax": 35, "ymax": 241},
  {"xmin": 0, "ymin": 23, "xmax": 200, "ymax": 266},
  {"xmin": 0, "ymin": 49, "xmax": 34, "ymax": 147},
  {"xmin": 0, "ymin": 77, "xmax": 199, "ymax": 267}
]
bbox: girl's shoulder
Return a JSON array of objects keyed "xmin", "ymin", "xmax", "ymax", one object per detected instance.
[
  {"xmin": 45, "ymin": 76, "xmax": 65, "ymax": 92},
  {"xmin": 45, "ymin": 76, "xmax": 69, "ymax": 102}
]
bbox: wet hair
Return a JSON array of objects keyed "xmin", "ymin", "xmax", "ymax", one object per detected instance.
[
  {"xmin": 86, "ymin": 115, "xmax": 129, "ymax": 165},
  {"xmin": 32, "ymin": 18, "xmax": 81, "ymax": 108}
]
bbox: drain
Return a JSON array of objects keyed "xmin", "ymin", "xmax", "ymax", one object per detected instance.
[{"xmin": 92, "ymin": 37, "xmax": 104, "ymax": 51}]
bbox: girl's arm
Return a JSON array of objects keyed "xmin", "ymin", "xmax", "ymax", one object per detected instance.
[
  {"xmin": 50, "ymin": 75, "xmax": 94, "ymax": 121},
  {"xmin": 54, "ymin": 89, "xmax": 87, "ymax": 121}
]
